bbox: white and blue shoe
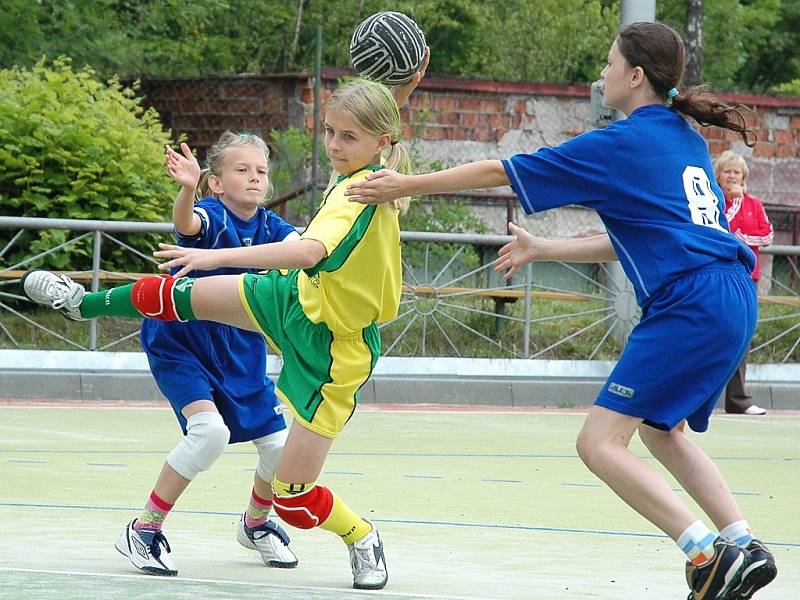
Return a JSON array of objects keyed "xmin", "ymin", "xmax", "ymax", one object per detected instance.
[
  {"xmin": 21, "ymin": 270, "xmax": 86, "ymax": 321},
  {"xmin": 348, "ymin": 524, "xmax": 388, "ymax": 590},
  {"xmin": 237, "ymin": 516, "xmax": 298, "ymax": 568},
  {"xmin": 114, "ymin": 519, "xmax": 177, "ymax": 576}
]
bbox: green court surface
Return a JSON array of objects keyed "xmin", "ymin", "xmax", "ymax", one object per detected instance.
[{"xmin": 1, "ymin": 404, "xmax": 798, "ymax": 599}]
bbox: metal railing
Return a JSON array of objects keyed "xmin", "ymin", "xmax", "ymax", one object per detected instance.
[{"xmin": 2, "ymin": 216, "xmax": 799, "ymax": 363}]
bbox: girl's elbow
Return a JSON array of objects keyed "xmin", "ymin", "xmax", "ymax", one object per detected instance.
[
  {"xmin": 299, "ymin": 257, "xmax": 317, "ymax": 269},
  {"xmin": 300, "ymin": 246, "xmax": 326, "ymax": 268},
  {"xmin": 492, "ymin": 161, "xmax": 509, "ymax": 185}
]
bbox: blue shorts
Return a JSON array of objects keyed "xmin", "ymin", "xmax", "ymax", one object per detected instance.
[
  {"xmin": 595, "ymin": 263, "xmax": 757, "ymax": 432},
  {"xmin": 141, "ymin": 319, "xmax": 287, "ymax": 444}
]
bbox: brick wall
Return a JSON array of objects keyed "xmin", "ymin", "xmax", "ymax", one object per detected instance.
[
  {"xmin": 137, "ymin": 71, "xmax": 800, "ymax": 236},
  {"xmin": 137, "ymin": 75, "xmax": 308, "ymax": 156}
]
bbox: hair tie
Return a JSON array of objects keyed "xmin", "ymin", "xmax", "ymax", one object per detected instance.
[
  {"xmin": 390, "ymin": 140, "xmax": 398, "ymax": 146},
  {"xmin": 667, "ymin": 87, "xmax": 679, "ymax": 99}
]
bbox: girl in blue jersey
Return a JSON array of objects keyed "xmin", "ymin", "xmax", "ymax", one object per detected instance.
[
  {"xmin": 115, "ymin": 132, "xmax": 300, "ymax": 576},
  {"xmin": 346, "ymin": 22, "xmax": 776, "ymax": 600}
]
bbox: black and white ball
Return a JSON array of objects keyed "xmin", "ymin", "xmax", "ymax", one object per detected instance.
[{"xmin": 349, "ymin": 11, "xmax": 426, "ymax": 85}]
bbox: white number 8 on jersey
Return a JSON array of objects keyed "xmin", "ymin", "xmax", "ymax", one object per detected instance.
[{"xmin": 682, "ymin": 166, "xmax": 726, "ymax": 232}]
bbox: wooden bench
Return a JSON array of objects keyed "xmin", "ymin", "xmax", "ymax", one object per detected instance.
[{"xmin": 402, "ymin": 284, "xmax": 589, "ymax": 302}]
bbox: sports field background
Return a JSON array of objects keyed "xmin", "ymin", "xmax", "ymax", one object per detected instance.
[{"xmin": 1, "ymin": 404, "xmax": 797, "ymax": 599}]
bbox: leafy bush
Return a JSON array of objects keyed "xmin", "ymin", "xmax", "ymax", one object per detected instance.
[{"xmin": 0, "ymin": 58, "xmax": 175, "ymax": 271}]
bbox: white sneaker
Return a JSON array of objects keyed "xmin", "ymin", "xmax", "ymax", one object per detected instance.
[
  {"xmin": 237, "ymin": 516, "xmax": 298, "ymax": 568},
  {"xmin": 114, "ymin": 519, "xmax": 177, "ymax": 576},
  {"xmin": 21, "ymin": 270, "xmax": 86, "ymax": 320},
  {"xmin": 348, "ymin": 524, "xmax": 388, "ymax": 590},
  {"xmin": 743, "ymin": 405, "xmax": 767, "ymax": 415}
]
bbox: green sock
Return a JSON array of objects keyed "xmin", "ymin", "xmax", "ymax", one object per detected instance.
[
  {"xmin": 80, "ymin": 284, "xmax": 141, "ymax": 319},
  {"xmin": 172, "ymin": 277, "xmax": 197, "ymax": 320},
  {"xmin": 79, "ymin": 278, "xmax": 197, "ymax": 320}
]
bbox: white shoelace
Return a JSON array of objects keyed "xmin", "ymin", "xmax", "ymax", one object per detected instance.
[
  {"xmin": 48, "ymin": 279, "xmax": 71, "ymax": 309},
  {"xmin": 352, "ymin": 542, "xmax": 379, "ymax": 572}
]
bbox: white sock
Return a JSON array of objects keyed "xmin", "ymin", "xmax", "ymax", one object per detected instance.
[
  {"xmin": 677, "ymin": 520, "xmax": 717, "ymax": 564},
  {"xmin": 720, "ymin": 520, "xmax": 754, "ymax": 547}
]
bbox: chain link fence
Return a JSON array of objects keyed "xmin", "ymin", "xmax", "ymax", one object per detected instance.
[{"xmin": 134, "ymin": 74, "xmax": 799, "ymax": 249}]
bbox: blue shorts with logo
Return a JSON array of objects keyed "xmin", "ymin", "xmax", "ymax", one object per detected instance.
[
  {"xmin": 141, "ymin": 319, "xmax": 287, "ymax": 443},
  {"xmin": 595, "ymin": 263, "xmax": 757, "ymax": 432}
]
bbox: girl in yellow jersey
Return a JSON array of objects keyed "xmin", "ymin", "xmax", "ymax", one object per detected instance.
[{"xmin": 23, "ymin": 76, "xmax": 419, "ymax": 590}]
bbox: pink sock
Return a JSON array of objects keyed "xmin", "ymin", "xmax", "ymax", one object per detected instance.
[
  {"xmin": 244, "ymin": 488, "xmax": 273, "ymax": 528},
  {"xmin": 133, "ymin": 490, "xmax": 174, "ymax": 531}
]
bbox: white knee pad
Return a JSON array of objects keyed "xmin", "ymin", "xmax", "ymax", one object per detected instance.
[
  {"xmin": 253, "ymin": 428, "xmax": 288, "ymax": 482},
  {"xmin": 166, "ymin": 411, "xmax": 229, "ymax": 480}
]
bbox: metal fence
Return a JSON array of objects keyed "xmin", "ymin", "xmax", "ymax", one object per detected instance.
[{"xmin": 1, "ymin": 216, "xmax": 799, "ymax": 363}]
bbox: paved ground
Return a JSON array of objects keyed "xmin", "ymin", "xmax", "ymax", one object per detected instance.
[{"xmin": 1, "ymin": 404, "xmax": 798, "ymax": 599}]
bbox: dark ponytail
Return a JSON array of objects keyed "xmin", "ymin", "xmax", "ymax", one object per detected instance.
[
  {"xmin": 618, "ymin": 22, "xmax": 756, "ymax": 147},
  {"xmin": 671, "ymin": 87, "xmax": 756, "ymax": 147}
]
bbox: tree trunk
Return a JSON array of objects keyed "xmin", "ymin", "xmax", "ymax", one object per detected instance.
[
  {"xmin": 684, "ymin": 0, "xmax": 704, "ymax": 87},
  {"xmin": 287, "ymin": 0, "xmax": 305, "ymax": 71}
]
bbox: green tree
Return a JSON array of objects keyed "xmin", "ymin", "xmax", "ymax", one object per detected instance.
[
  {"xmin": 0, "ymin": 0, "xmax": 45, "ymax": 68},
  {"xmin": 482, "ymin": 0, "xmax": 618, "ymax": 84},
  {"xmin": 658, "ymin": 0, "xmax": 786, "ymax": 92},
  {"xmin": 1, "ymin": 1, "xmax": 799, "ymax": 92},
  {"xmin": 740, "ymin": 0, "xmax": 800, "ymax": 93}
]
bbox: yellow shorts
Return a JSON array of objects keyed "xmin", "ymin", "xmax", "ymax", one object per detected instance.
[{"xmin": 238, "ymin": 270, "xmax": 380, "ymax": 438}]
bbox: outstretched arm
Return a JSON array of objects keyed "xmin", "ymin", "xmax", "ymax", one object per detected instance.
[
  {"xmin": 495, "ymin": 223, "xmax": 617, "ymax": 280},
  {"xmin": 345, "ymin": 160, "xmax": 509, "ymax": 204},
  {"xmin": 154, "ymin": 238, "xmax": 327, "ymax": 279}
]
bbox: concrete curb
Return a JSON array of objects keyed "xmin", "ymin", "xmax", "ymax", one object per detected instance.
[{"xmin": 2, "ymin": 350, "xmax": 798, "ymax": 410}]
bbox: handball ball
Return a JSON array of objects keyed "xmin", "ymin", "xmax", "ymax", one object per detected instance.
[{"xmin": 349, "ymin": 11, "xmax": 426, "ymax": 85}]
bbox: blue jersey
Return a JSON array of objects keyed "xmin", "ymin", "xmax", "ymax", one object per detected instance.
[
  {"xmin": 175, "ymin": 198, "xmax": 297, "ymax": 275},
  {"xmin": 141, "ymin": 199, "xmax": 296, "ymax": 443},
  {"xmin": 502, "ymin": 104, "xmax": 755, "ymax": 307}
]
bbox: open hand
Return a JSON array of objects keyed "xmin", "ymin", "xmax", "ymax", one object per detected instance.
[
  {"xmin": 154, "ymin": 243, "xmax": 218, "ymax": 279},
  {"xmin": 494, "ymin": 222, "xmax": 544, "ymax": 280},
  {"xmin": 345, "ymin": 169, "xmax": 409, "ymax": 204},
  {"xmin": 165, "ymin": 143, "xmax": 201, "ymax": 190}
]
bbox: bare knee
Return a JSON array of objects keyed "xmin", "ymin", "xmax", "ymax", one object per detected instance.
[
  {"xmin": 576, "ymin": 427, "xmax": 602, "ymax": 471},
  {"xmin": 576, "ymin": 408, "xmax": 640, "ymax": 473}
]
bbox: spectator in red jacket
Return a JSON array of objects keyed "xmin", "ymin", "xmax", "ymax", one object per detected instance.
[{"xmin": 714, "ymin": 150, "xmax": 773, "ymax": 415}]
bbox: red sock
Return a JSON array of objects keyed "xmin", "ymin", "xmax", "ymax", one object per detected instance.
[
  {"xmin": 133, "ymin": 490, "xmax": 174, "ymax": 531},
  {"xmin": 244, "ymin": 488, "xmax": 273, "ymax": 528}
]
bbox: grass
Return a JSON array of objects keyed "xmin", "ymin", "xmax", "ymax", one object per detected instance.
[{"xmin": 0, "ymin": 306, "xmax": 142, "ymax": 352}]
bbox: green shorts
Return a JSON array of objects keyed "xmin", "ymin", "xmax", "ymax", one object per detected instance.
[{"xmin": 238, "ymin": 270, "xmax": 380, "ymax": 438}]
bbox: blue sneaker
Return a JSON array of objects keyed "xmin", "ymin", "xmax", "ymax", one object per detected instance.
[
  {"xmin": 685, "ymin": 537, "xmax": 745, "ymax": 600},
  {"xmin": 736, "ymin": 539, "xmax": 777, "ymax": 599}
]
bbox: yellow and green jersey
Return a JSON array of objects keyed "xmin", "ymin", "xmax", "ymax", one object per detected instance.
[{"xmin": 298, "ymin": 167, "xmax": 401, "ymax": 335}]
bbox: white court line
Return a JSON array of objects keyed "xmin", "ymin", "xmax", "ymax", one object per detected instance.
[{"xmin": 0, "ymin": 567, "xmax": 473, "ymax": 600}]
